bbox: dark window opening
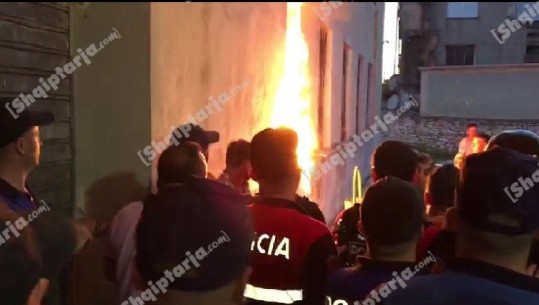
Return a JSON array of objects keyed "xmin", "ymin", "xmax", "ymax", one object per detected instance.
[
  {"xmin": 318, "ymin": 27, "xmax": 328, "ymax": 146},
  {"xmin": 446, "ymin": 45, "xmax": 475, "ymax": 66}
]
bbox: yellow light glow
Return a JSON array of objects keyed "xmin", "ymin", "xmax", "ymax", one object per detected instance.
[{"xmin": 270, "ymin": 2, "xmax": 317, "ymax": 196}]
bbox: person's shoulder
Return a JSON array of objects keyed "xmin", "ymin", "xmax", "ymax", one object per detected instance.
[
  {"xmin": 329, "ymin": 266, "xmax": 358, "ymax": 282},
  {"xmin": 383, "ymin": 273, "xmax": 449, "ymax": 305},
  {"xmin": 327, "ymin": 267, "xmax": 359, "ymax": 292},
  {"xmin": 114, "ymin": 201, "xmax": 144, "ymax": 220}
]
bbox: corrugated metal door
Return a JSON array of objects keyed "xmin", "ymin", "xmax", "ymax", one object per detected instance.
[{"xmin": 0, "ymin": 2, "xmax": 73, "ymax": 215}]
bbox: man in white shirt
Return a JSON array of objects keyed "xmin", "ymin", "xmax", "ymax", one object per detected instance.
[{"xmin": 454, "ymin": 123, "xmax": 478, "ymax": 169}]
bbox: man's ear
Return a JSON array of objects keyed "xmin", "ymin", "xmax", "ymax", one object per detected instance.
[
  {"xmin": 233, "ymin": 266, "xmax": 252, "ymax": 304},
  {"xmin": 27, "ymin": 278, "xmax": 49, "ymax": 305},
  {"xmin": 15, "ymin": 137, "xmax": 25, "ymax": 155}
]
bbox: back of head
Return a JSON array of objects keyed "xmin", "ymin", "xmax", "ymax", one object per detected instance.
[
  {"xmin": 250, "ymin": 127, "xmax": 300, "ymax": 187},
  {"xmin": 360, "ymin": 177, "xmax": 424, "ymax": 256},
  {"xmin": 226, "ymin": 140, "xmax": 251, "ymax": 169},
  {"xmin": 486, "ymin": 130, "xmax": 539, "ymax": 157},
  {"xmin": 427, "ymin": 163, "xmax": 458, "ymax": 211},
  {"xmin": 371, "ymin": 140, "xmax": 420, "ymax": 182},
  {"xmin": 457, "ymin": 147, "xmax": 539, "ymax": 256},
  {"xmin": 157, "ymin": 141, "xmax": 206, "ymax": 188},
  {"xmin": 136, "ymin": 179, "xmax": 253, "ymax": 302}
]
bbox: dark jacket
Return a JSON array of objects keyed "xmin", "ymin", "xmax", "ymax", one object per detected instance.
[{"xmin": 384, "ymin": 258, "xmax": 539, "ymax": 305}]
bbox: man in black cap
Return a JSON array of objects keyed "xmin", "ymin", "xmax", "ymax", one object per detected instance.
[
  {"xmin": 385, "ymin": 147, "xmax": 539, "ymax": 305},
  {"xmin": 171, "ymin": 124, "xmax": 219, "ymax": 163},
  {"xmin": 0, "ymin": 97, "xmax": 55, "ymax": 212},
  {"xmin": 136, "ymin": 178, "xmax": 253, "ymax": 305}
]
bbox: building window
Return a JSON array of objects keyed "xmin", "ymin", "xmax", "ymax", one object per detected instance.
[
  {"xmin": 373, "ymin": 9, "xmax": 379, "ymax": 59},
  {"xmin": 355, "ymin": 57, "xmax": 363, "ymax": 134},
  {"xmin": 446, "ymin": 45, "xmax": 475, "ymax": 65},
  {"xmin": 517, "ymin": 3, "xmax": 539, "ymax": 21},
  {"xmin": 447, "ymin": 2, "xmax": 478, "ymax": 18},
  {"xmin": 318, "ymin": 27, "xmax": 328, "ymax": 145},
  {"xmin": 341, "ymin": 44, "xmax": 351, "ymax": 142},
  {"xmin": 365, "ymin": 63, "xmax": 373, "ymax": 130}
]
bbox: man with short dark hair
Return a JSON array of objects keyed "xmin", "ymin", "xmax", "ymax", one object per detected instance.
[
  {"xmin": 218, "ymin": 140, "xmax": 251, "ymax": 195},
  {"xmin": 245, "ymin": 127, "xmax": 336, "ymax": 305},
  {"xmin": 106, "ymin": 142, "xmax": 208, "ymax": 304},
  {"xmin": 333, "ymin": 140, "xmax": 422, "ymax": 267},
  {"xmin": 385, "ymin": 147, "xmax": 539, "ymax": 305},
  {"xmin": 371, "ymin": 140, "xmax": 422, "ymax": 184},
  {"xmin": 136, "ymin": 179, "xmax": 254, "ymax": 305},
  {"xmin": 425, "ymin": 163, "xmax": 458, "ymax": 224},
  {"xmin": 418, "ymin": 163, "xmax": 458, "ymax": 261},
  {"xmin": 326, "ymin": 177, "xmax": 426, "ymax": 305}
]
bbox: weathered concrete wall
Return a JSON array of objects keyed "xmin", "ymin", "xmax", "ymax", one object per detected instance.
[
  {"xmin": 71, "ymin": 3, "xmax": 151, "ymax": 305},
  {"xmin": 309, "ymin": 2, "xmax": 385, "ymax": 222},
  {"xmin": 384, "ymin": 112, "xmax": 539, "ymax": 153},
  {"xmin": 150, "ymin": 2, "xmax": 286, "ymax": 185},
  {"xmin": 421, "ymin": 64, "xmax": 539, "ymax": 120},
  {"xmin": 150, "ymin": 2, "xmax": 384, "ymax": 223},
  {"xmin": 0, "ymin": 2, "xmax": 73, "ymax": 214},
  {"xmin": 426, "ymin": 2, "xmax": 528, "ymax": 65}
]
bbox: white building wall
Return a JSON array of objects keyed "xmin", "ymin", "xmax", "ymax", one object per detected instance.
[
  {"xmin": 309, "ymin": 2, "xmax": 385, "ymax": 223},
  {"xmin": 150, "ymin": 2, "xmax": 384, "ymax": 223}
]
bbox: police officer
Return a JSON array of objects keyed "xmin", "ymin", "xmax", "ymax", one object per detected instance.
[
  {"xmin": 245, "ymin": 127, "xmax": 337, "ymax": 305},
  {"xmin": 332, "ymin": 140, "xmax": 422, "ymax": 267}
]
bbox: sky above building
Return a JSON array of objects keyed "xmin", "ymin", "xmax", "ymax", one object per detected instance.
[{"xmin": 382, "ymin": 2, "xmax": 399, "ymax": 81}]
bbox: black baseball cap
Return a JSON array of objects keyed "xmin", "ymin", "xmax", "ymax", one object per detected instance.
[
  {"xmin": 486, "ymin": 129, "xmax": 539, "ymax": 157},
  {"xmin": 171, "ymin": 124, "xmax": 219, "ymax": 148},
  {"xmin": 361, "ymin": 176, "xmax": 424, "ymax": 244},
  {"xmin": 250, "ymin": 127, "xmax": 299, "ymax": 182},
  {"xmin": 136, "ymin": 178, "xmax": 253, "ymax": 291},
  {"xmin": 458, "ymin": 147, "xmax": 539, "ymax": 235},
  {"xmin": 0, "ymin": 97, "xmax": 54, "ymax": 148}
]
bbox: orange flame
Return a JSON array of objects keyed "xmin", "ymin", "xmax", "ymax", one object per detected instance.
[{"xmin": 270, "ymin": 2, "xmax": 317, "ymax": 196}]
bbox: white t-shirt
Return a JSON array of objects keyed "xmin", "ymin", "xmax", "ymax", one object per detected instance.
[{"xmin": 106, "ymin": 201, "xmax": 144, "ymax": 304}]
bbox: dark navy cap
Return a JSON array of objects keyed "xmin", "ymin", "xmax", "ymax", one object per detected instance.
[
  {"xmin": 136, "ymin": 178, "xmax": 253, "ymax": 291},
  {"xmin": 486, "ymin": 129, "xmax": 539, "ymax": 157},
  {"xmin": 171, "ymin": 124, "xmax": 219, "ymax": 148},
  {"xmin": 458, "ymin": 147, "xmax": 539, "ymax": 235},
  {"xmin": 0, "ymin": 97, "xmax": 54, "ymax": 148}
]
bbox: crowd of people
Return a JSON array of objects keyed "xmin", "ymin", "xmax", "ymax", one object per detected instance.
[{"xmin": 1, "ymin": 99, "xmax": 539, "ymax": 305}]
